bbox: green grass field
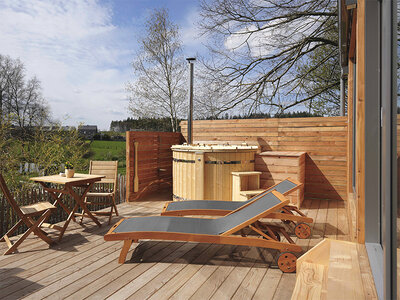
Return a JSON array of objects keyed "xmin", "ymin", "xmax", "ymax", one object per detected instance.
[{"xmin": 87, "ymin": 140, "xmax": 126, "ymax": 174}]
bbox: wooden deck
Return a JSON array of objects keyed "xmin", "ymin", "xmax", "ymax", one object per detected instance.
[{"xmin": 0, "ymin": 194, "xmax": 360, "ymax": 299}]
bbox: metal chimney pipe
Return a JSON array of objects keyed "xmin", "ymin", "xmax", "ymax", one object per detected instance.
[{"xmin": 186, "ymin": 57, "xmax": 196, "ymax": 144}]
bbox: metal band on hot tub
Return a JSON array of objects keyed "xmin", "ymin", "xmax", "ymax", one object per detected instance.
[{"xmin": 173, "ymin": 158, "xmax": 255, "ymax": 164}]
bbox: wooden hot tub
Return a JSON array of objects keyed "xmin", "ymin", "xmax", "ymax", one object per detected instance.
[{"xmin": 171, "ymin": 144, "xmax": 258, "ymax": 201}]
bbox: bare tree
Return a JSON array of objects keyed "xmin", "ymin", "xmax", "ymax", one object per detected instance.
[
  {"xmin": 127, "ymin": 8, "xmax": 187, "ymax": 132},
  {"xmin": 194, "ymin": 62, "xmax": 238, "ymax": 119},
  {"xmin": 0, "ymin": 55, "xmax": 50, "ymax": 127},
  {"xmin": 199, "ymin": 0, "xmax": 339, "ymax": 115}
]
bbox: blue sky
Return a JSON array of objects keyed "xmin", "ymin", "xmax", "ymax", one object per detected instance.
[{"xmin": 0, "ymin": 0, "xmax": 206, "ymax": 130}]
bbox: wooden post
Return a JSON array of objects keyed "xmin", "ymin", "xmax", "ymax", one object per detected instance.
[
  {"xmin": 356, "ymin": 0, "xmax": 365, "ymax": 244},
  {"xmin": 194, "ymin": 152, "xmax": 204, "ymax": 200},
  {"xmin": 126, "ymin": 132, "xmax": 132, "ymax": 202},
  {"xmin": 134, "ymin": 142, "xmax": 139, "ymax": 193},
  {"xmin": 347, "ymin": 59, "xmax": 354, "ymax": 195}
]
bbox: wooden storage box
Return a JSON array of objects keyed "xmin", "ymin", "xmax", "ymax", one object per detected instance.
[{"xmin": 256, "ymin": 151, "xmax": 306, "ymax": 207}]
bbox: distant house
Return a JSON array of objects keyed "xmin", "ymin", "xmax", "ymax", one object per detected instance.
[{"xmin": 78, "ymin": 125, "xmax": 98, "ymax": 139}]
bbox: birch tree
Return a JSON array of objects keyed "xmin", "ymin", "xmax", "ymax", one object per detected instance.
[{"xmin": 127, "ymin": 8, "xmax": 187, "ymax": 132}]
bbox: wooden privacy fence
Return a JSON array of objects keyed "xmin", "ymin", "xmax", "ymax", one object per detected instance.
[
  {"xmin": 0, "ymin": 174, "xmax": 126, "ymax": 237},
  {"xmin": 181, "ymin": 116, "xmax": 348, "ymax": 201},
  {"xmin": 126, "ymin": 131, "xmax": 183, "ymax": 202}
]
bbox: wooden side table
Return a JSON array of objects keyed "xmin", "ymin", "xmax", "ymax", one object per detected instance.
[{"xmin": 231, "ymin": 171, "xmax": 262, "ymax": 201}]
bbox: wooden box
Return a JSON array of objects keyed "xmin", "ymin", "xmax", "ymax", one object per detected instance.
[{"xmin": 256, "ymin": 151, "xmax": 306, "ymax": 207}]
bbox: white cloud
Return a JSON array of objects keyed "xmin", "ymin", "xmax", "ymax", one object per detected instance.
[
  {"xmin": 0, "ymin": 0, "xmax": 133, "ymax": 130},
  {"xmin": 180, "ymin": 7, "xmax": 208, "ymax": 57}
]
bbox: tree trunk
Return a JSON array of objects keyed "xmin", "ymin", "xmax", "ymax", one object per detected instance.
[{"xmin": 170, "ymin": 116, "xmax": 176, "ymax": 132}]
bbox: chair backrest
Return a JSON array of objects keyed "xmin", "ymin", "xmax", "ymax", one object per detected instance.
[
  {"xmin": 214, "ymin": 190, "xmax": 289, "ymax": 235},
  {"xmin": 89, "ymin": 161, "xmax": 118, "ymax": 189},
  {"xmin": 242, "ymin": 178, "xmax": 300, "ymax": 205},
  {"xmin": 0, "ymin": 173, "xmax": 25, "ymax": 218}
]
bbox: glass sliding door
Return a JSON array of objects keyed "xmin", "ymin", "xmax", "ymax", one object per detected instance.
[
  {"xmin": 363, "ymin": 1, "xmax": 397, "ymax": 298},
  {"xmin": 380, "ymin": 0, "xmax": 398, "ymax": 299},
  {"xmin": 397, "ymin": 3, "xmax": 400, "ymax": 299}
]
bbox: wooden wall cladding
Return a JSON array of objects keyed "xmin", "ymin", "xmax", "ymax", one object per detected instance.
[
  {"xmin": 181, "ymin": 116, "xmax": 348, "ymax": 201},
  {"xmin": 126, "ymin": 131, "xmax": 183, "ymax": 202}
]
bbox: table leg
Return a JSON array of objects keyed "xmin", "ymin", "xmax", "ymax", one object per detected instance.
[
  {"xmin": 40, "ymin": 186, "xmax": 78, "ymax": 240},
  {"xmin": 58, "ymin": 203, "xmax": 80, "ymax": 241},
  {"xmin": 45, "ymin": 189, "xmax": 76, "ymax": 222},
  {"xmin": 67, "ymin": 184, "xmax": 101, "ymax": 227}
]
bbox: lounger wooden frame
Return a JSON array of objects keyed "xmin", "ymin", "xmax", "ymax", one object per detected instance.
[
  {"xmin": 105, "ymin": 191, "xmax": 302, "ymax": 265},
  {"xmin": 161, "ymin": 178, "xmax": 312, "ymax": 224}
]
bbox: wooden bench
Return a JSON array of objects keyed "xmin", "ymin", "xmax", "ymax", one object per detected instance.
[{"xmin": 291, "ymin": 239, "xmax": 377, "ymax": 300}]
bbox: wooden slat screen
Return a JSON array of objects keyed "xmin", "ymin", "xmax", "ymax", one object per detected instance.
[
  {"xmin": 181, "ymin": 116, "xmax": 348, "ymax": 201},
  {"xmin": 126, "ymin": 131, "xmax": 183, "ymax": 202}
]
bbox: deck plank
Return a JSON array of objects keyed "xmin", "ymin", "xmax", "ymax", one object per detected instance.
[
  {"xmin": 93, "ymin": 242, "xmax": 196, "ymax": 299},
  {"xmin": 0, "ymin": 198, "xmax": 355, "ymax": 300},
  {"xmin": 325, "ymin": 200, "xmax": 338, "ymax": 240},
  {"xmin": 83, "ymin": 241, "xmax": 180, "ymax": 299},
  {"xmin": 252, "ymin": 268, "xmax": 283, "ymax": 300},
  {"xmin": 127, "ymin": 243, "xmax": 211, "ymax": 299},
  {"xmin": 337, "ymin": 200, "xmax": 349, "ymax": 241},
  {"xmin": 147, "ymin": 244, "xmax": 225, "ymax": 300},
  {"xmin": 207, "ymin": 246, "xmax": 264, "ymax": 300},
  {"xmin": 169, "ymin": 245, "xmax": 240, "ymax": 300},
  {"xmin": 228, "ymin": 247, "xmax": 272, "ymax": 300},
  {"xmin": 39, "ymin": 242, "xmax": 164, "ymax": 299},
  {"xmin": 0, "ymin": 205, "xmax": 147, "ymax": 282}
]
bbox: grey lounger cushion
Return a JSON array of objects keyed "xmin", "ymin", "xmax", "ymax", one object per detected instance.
[
  {"xmin": 114, "ymin": 192, "xmax": 282, "ymax": 235},
  {"xmin": 165, "ymin": 179, "xmax": 297, "ymax": 213}
]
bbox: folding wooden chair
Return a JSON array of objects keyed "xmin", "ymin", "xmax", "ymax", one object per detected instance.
[
  {"xmin": 79, "ymin": 161, "xmax": 119, "ymax": 224},
  {"xmin": 0, "ymin": 173, "xmax": 60, "ymax": 255}
]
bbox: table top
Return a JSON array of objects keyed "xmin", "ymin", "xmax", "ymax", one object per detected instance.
[{"xmin": 30, "ymin": 173, "xmax": 105, "ymax": 185}]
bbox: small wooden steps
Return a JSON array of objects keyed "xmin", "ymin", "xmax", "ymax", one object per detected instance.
[{"xmin": 291, "ymin": 239, "xmax": 376, "ymax": 300}]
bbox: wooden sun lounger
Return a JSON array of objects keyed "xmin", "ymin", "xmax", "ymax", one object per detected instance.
[
  {"xmin": 105, "ymin": 191, "xmax": 302, "ymax": 273},
  {"xmin": 161, "ymin": 178, "xmax": 313, "ymax": 239}
]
